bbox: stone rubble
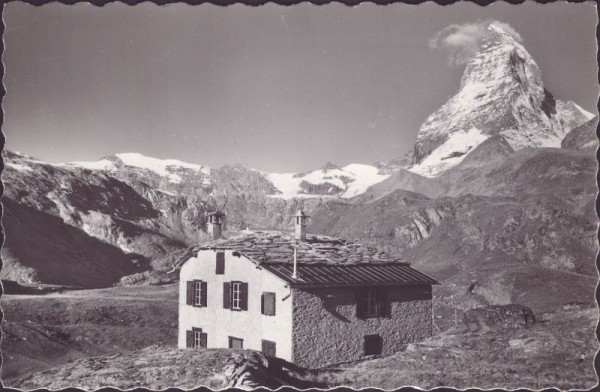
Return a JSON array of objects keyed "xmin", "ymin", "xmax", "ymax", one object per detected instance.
[{"xmin": 194, "ymin": 230, "xmax": 403, "ymax": 266}]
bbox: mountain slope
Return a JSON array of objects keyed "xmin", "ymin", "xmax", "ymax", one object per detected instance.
[
  {"xmin": 561, "ymin": 118, "xmax": 598, "ymax": 151},
  {"xmin": 310, "ymin": 142, "xmax": 597, "ymax": 314},
  {"xmin": 410, "ymin": 23, "xmax": 593, "ymax": 177},
  {"xmin": 2, "ymin": 152, "xmax": 195, "ymax": 286},
  {"xmin": 1, "ymin": 151, "xmax": 331, "ymax": 286}
]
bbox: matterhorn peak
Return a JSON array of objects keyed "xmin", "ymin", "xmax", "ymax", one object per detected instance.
[{"xmin": 409, "ymin": 22, "xmax": 592, "ymax": 178}]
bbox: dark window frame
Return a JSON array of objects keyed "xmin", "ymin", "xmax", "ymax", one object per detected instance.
[
  {"xmin": 261, "ymin": 339, "xmax": 276, "ymax": 357},
  {"xmin": 261, "ymin": 292, "xmax": 276, "ymax": 316},
  {"xmin": 364, "ymin": 288, "xmax": 380, "ymax": 318},
  {"xmin": 363, "ymin": 334, "xmax": 383, "ymax": 356},
  {"xmin": 357, "ymin": 287, "xmax": 382, "ymax": 318},
  {"xmin": 228, "ymin": 336, "xmax": 244, "ymax": 349},
  {"xmin": 216, "ymin": 252, "xmax": 225, "ymax": 275}
]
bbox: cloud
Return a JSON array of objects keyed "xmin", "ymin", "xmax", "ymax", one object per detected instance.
[{"xmin": 429, "ymin": 20, "xmax": 523, "ymax": 66}]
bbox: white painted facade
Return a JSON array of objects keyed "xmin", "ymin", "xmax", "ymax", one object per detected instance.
[{"xmin": 178, "ymin": 250, "xmax": 294, "ymax": 362}]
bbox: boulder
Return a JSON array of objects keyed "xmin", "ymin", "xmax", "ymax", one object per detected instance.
[{"xmin": 463, "ymin": 304, "xmax": 536, "ymax": 332}]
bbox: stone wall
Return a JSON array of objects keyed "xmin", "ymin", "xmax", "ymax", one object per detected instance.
[{"xmin": 291, "ymin": 285, "xmax": 433, "ymax": 368}]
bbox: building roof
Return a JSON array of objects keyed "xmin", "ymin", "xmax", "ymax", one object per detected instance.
[
  {"xmin": 262, "ymin": 262, "xmax": 438, "ymax": 287},
  {"xmin": 199, "ymin": 230, "xmax": 400, "ymax": 264},
  {"xmin": 178, "ymin": 230, "xmax": 438, "ymax": 286}
]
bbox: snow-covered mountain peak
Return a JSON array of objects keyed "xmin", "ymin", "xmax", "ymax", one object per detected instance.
[
  {"xmin": 63, "ymin": 153, "xmax": 212, "ymax": 185},
  {"xmin": 409, "ymin": 23, "xmax": 593, "ymax": 178},
  {"xmin": 112, "ymin": 153, "xmax": 209, "ymax": 174},
  {"xmin": 266, "ymin": 163, "xmax": 390, "ymax": 199},
  {"xmin": 57, "ymin": 151, "xmax": 390, "ymax": 199}
]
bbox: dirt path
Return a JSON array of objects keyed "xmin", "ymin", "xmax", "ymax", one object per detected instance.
[{"xmin": 2, "ymin": 293, "xmax": 178, "ymax": 302}]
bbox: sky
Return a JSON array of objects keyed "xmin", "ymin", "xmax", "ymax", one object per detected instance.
[{"xmin": 3, "ymin": 2, "xmax": 598, "ymax": 173}]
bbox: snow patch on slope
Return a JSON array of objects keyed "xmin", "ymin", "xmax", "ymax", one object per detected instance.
[
  {"xmin": 64, "ymin": 153, "xmax": 212, "ymax": 184},
  {"xmin": 114, "ymin": 153, "xmax": 211, "ymax": 184},
  {"xmin": 266, "ymin": 164, "xmax": 390, "ymax": 199},
  {"xmin": 115, "ymin": 153, "xmax": 206, "ymax": 174},
  {"xmin": 156, "ymin": 189, "xmax": 179, "ymax": 196},
  {"xmin": 6, "ymin": 162, "xmax": 33, "ymax": 172},
  {"xmin": 64, "ymin": 159, "xmax": 118, "ymax": 171},
  {"xmin": 410, "ymin": 128, "xmax": 489, "ymax": 177},
  {"xmin": 573, "ymin": 103, "xmax": 596, "ymax": 121}
]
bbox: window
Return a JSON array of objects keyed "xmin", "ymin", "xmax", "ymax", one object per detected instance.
[
  {"xmin": 232, "ymin": 282, "xmax": 242, "ymax": 310},
  {"xmin": 229, "ymin": 336, "xmax": 244, "ymax": 349},
  {"xmin": 186, "ymin": 280, "xmax": 207, "ymax": 307},
  {"xmin": 261, "ymin": 292, "xmax": 276, "ymax": 316},
  {"xmin": 365, "ymin": 289, "xmax": 379, "ymax": 318},
  {"xmin": 216, "ymin": 252, "xmax": 225, "ymax": 274},
  {"xmin": 262, "ymin": 340, "xmax": 276, "ymax": 357},
  {"xmin": 363, "ymin": 334, "xmax": 383, "ymax": 356},
  {"xmin": 356, "ymin": 287, "xmax": 386, "ymax": 318},
  {"xmin": 223, "ymin": 281, "xmax": 248, "ymax": 311},
  {"xmin": 194, "ymin": 281, "xmax": 203, "ymax": 306},
  {"xmin": 194, "ymin": 330, "xmax": 203, "ymax": 348},
  {"xmin": 186, "ymin": 328, "xmax": 207, "ymax": 348}
]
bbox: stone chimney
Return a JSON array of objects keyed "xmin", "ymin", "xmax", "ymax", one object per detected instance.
[
  {"xmin": 207, "ymin": 211, "xmax": 224, "ymax": 240},
  {"xmin": 294, "ymin": 209, "xmax": 308, "ymax": 241}
]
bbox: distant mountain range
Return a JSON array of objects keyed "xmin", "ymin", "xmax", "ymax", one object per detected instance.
[{"xmin": 2, "ymin": 23, "xmax": 597, "ymax": 316}]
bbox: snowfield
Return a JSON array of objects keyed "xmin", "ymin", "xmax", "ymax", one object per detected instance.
[
  {"xmin": 5, "ymin": 162, "xmax": 33, "ymax": 172},
  {"xmin": 61, "ymin": 152, "xmax": 391, "ymax": 199},
  {"xmin": 114, "ymin": 153, "xmax": 208, "ymax": 175},
  {"xmin": 63, "ymin": 159, "xmax": 118, "ymax": 171},
  {"xmin": 64, "ymin": 153, "xmax": 212, "ymax": 184},
  {"xmin": 572, "ymin": 103, "xmax": 595, "ymax": 121},
  {"xmin": 410, "ymin": 128, "xmax": 489, "ymax": 177},
  {"xmin": 265, "ymin": 164, "xmax": 390, "ymax": 199}
]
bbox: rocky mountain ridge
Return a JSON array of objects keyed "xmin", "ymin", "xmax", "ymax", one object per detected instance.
[{"xmin": 410, "ymin": 23, "xmax": 594, "ymax": 177}]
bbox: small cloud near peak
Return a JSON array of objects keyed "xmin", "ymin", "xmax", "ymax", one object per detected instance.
[{"xmin": 429, "ymin": 19, "xmax": 523, "ymax": 67}]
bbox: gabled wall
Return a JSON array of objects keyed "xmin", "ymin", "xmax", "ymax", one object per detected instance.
[
  {"xmin": 291, "ymin": 285, "xmax": 433, "ymax": 368},
  {"xmin": 178, "ymin": 250, "xmax": 294, "ymax": 361}
]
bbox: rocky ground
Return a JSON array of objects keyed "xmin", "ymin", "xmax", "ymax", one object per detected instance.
[
  {"xmin": 313, "ymin": 304, "xmax": 598, "ymax": 390},
  {"xmin": 1, "ymin": 284, "xmax": 178, "ymax": 379},
  {"xmin": 3, "ymin": 284, "xmax": 597, "ymax": 390}
]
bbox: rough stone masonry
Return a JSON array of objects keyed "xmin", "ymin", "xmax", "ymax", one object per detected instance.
[{"xmin": 291, "ymin": 285, "xmax": 433, "ymax": 368}]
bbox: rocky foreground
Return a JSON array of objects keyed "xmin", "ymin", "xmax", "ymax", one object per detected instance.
[{"xmin": 5, "ymin": 302, "xmax": 596, "ymax": 390}]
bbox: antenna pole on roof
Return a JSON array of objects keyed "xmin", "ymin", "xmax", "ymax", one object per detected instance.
[{"xmin": 292, "ymin": 246, "xmax": 298, "ymax": 279}]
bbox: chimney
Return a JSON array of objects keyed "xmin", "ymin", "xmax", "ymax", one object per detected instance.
[
  {"xmin": 294, "ymin": 209, "xmax": 308, "ymax": 241},
  {"xmin": 207, "ymin": 211, "xmax": 224, "ymax": 240},
  {"xmin": 292, "ymin": 246, "xmax": 298, "ymax": 279}
]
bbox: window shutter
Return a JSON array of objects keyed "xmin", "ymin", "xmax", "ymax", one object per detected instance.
[
  {"xmin": 240, "ymin": 282, "xmax": 248, "ymax": 311},
  {"xmin": 200, "ymin": 332, "xmax": 208, "ymax": 348},
  {"xmin": 216, "ymin": 253, "xmax": 225, "ymax": 274},
  {"xmin": 263, "ymin": 292, "xmax": 276, "ymax": 315},
  {"xmin": 261, "ymin": 293, "xmax": 265, "ymax": 314},
  {"xmin": 201, "ymin": 281, "xmax": 208, "ymax": 307},
  {"xmin": 356, "ymin": 288, "xmax": 365, "ymax": 319},
  {"xmin": 223, "ymin": 282, "xmax": 231, "ymax": 309},
  {"xmin": 186, "ymin": 330, "xmax": 193, "ymax": 348},
  {"xmin": 186, "ymin": 281, "xmax": 194, "ymax": 305}
]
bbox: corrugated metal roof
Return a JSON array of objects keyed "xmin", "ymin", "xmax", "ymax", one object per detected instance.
[{"xmin": 261, "ymin": 262, "xmax": 438, "ymax": 287}]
